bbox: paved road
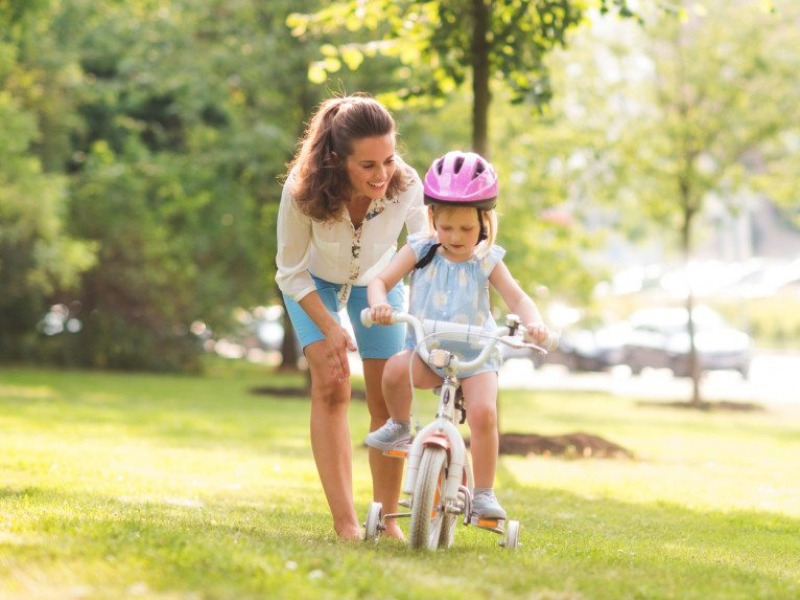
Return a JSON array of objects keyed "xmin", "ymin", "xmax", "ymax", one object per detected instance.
[
  {"xmin": 349, "ymin": 350, "xmax": 798, "ymax": 405},
  {"xmin": 499, "ymin": 351, "xmax": 800, "ymax": 405}
]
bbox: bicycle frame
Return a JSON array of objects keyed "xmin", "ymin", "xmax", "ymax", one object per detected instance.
[
  {"xmin": 361, "ymin": 308, "xmax": 552, "ymax": 548},
  {"xmin": 402, "ymin": 369, "xmax": 473, "ymax": 510}
]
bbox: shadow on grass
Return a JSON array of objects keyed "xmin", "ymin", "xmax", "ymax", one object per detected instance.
[{"xmin": 637, "ymin": 399, "xmax": 765, "ymax": 412}]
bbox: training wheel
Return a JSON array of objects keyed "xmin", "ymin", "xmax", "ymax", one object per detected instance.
[
  {"xmin": 364, "ymin": 501, "xmax": 383, "ymax": 542},
  {"xmin": 501, "ymin": 519, "xmax": 521, "ymax": 549}
]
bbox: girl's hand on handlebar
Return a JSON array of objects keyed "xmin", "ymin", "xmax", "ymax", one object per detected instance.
[
  {"xmin": 524, "ymin": 322, "xmax": 550, "ymax": 346},
  {"xmin": 369, "ymin": 303, "xmax": 395, "ymax": 326}
]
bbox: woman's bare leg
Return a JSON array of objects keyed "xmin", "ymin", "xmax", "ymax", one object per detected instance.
[
  {"xmin": 366, "ymin": 352, "xmax": 441, "ymax": 537},
  {"xmin": 363, "ymin": 358, "xmax": 405, "ymax": 539},
  {"xmin": 305, "ymin": 341, "xmax": 361, "ymax": 540}
]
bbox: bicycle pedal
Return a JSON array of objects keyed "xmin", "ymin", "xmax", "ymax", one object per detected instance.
[
  {"xmin": 383, "ymin": 448, "xmax": 409, "ymax": 459},
  {"xmin": 471, "ymin": 516, "xmax": 503, "ymax": 529}
]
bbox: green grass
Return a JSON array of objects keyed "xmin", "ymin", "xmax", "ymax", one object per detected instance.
[{"xmin": 1, "ymin": 363, "xmax": 799, "ymax": 600}]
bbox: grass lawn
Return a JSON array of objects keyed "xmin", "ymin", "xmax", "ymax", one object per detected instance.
[{"xmin": 1, "ymin": 361, "xmax": 799, "ymax": 600}]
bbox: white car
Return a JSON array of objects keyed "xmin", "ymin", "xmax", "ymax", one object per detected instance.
[{"xmin": 621, "ymin": 306, "xmax": 752, "ymax": 378}]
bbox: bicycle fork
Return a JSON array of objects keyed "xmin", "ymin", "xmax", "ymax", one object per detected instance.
[{"xmin": 403, "ymin": 379, "xmax": 472, "ymax": 508}]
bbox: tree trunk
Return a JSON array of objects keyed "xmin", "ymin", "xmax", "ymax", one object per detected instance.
[
  {"xmin": 680, "ymin": 192, "xmax": 702, "ymax": 407},
  {"xmin": 278, "ymin": 292, "xmax": 301, "ymax": 372},
  {"xmin": 471, "ymin": 0, "xmax": 491, "ymax": 157}
]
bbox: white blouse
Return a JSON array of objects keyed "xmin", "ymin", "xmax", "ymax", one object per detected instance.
[{"xmin": 275, "ymin": 159, "xmax": 428, "ymax": 304}]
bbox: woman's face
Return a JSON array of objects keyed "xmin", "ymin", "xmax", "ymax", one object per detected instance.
[{"xmin": 344, "ymin": 134, "xmax": 396, "ymax": 202}]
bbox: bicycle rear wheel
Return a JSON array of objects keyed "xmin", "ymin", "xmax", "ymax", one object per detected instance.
[
  {"xmin": 502, "ymin": 519, "xmax": 521, "ymax": 549},
  {"xmin": 409, "ymin": 447, "xmax": 450, "ymax": 550},
  {"xmin": 364, "ymin": 501, "xmax": 383, "ymax": 543}
]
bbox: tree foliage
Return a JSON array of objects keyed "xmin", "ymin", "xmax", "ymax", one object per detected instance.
[
  {"xmin": 286, "ymin": 0, "xmax": 641, "ymax": 319},
  {"xmin": 0, "ymin": 0, "xmax": 330, "ymax": 370},
  {"xmin": 0, "ymin": 1, "xmax": 97, "ymax": 360},
  {"xmin": 0, "ymin": 0, "xmax": 455, "ymax": 371},
  {"xmin": 288, "ymin": 0, "xmax": 638, "ymax": 155}
]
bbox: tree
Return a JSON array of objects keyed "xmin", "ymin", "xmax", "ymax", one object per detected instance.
[
  {"xmin": 0, "ymin": 0, "xmax": 323, "ymax": 370},
  {"xmin": 287, "ymin": 0, "xmax": 637, "ymax": 157},
  {"xmin": 571, "ymin": 0, "xmax": 800, "ymax": 404},
  {"xmin": 0, "ymin": 0, "xmax": 97, "ymax": 362}
]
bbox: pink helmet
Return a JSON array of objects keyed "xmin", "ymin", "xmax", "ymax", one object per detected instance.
[{"xmin": 423, "ymin": 151, "xmax": 498, "ymax": 210}]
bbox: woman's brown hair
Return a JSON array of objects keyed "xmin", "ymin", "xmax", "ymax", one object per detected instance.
[{"xmin": 287, "ymin": 95, "xmax": 410, "ymax": 221}]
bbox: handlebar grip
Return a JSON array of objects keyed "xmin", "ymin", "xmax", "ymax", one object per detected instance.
[
  {"xmin": 360, "ymin": 307, "xmax": 398, "ymax": 328},
  {"xmin": 544, "ymin": 330, "xmax": 561, "ymax": 352},
  {"xmin": 360, "ymin": 307, "xmax": 374, "ymax": 328},
  {"xmin": 522, "ymin": 328, "xmax": 561, "ymax": 352}
]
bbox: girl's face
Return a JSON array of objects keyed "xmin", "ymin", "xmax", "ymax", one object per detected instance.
[
  {"xmin": 344, "ymin": 134, "xmax": 396, "ymax": 202},
  {"xmin": 432, "ymin": 206, "xmax": 481, "ymax": 262}
]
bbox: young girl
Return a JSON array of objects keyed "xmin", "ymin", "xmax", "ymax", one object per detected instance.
[{"xmin": 366, "ymin": 151, "xmax": 549, "ymax": 519}]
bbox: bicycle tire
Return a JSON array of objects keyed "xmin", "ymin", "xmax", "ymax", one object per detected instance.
[
  {"xmin": 409, "ymin": 447, "xmax": 448, "ymax": 550},
  {"xmin": 502, "ymin": 519, "xmax": 521, "ymax": 549},
  {"xmin": 364, "ymin": 501, "xmax": 383, "ymax": 543},
  {"xmin": 437, "ymin": 476, "xmax": 463, "ymax": 549},
  {"xmin": 438, "ymin": 498, "xmax": 457, "ymax": 549}
]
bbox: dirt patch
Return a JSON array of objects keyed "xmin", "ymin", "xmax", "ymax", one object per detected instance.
[
  {"xmin": 251, "ymin": 386, "xmax": 633, "ymax": 459},
  {"xmin": 496, "ymin": 431, "xmax": 635, "ymax": 459}
]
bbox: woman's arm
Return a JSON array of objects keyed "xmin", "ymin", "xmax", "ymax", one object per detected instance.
[
  {"xmin": 489, "ymin": 261, "xmax": 549, "ymax": 344},
  {"xmin": 275, "ymin": 180, "xmax": 317, "ymax": 301},
  {"xmin": 276, "ymin": 181, "xmax": 355, "ymax": 381}
]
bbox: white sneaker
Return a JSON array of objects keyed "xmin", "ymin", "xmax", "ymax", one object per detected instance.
[
  {"xmin": 472, "ymin": 490, "xmax": 506, "ymax": 520},
  {"xmin": 365, "ymin": 418, "xmax": 411, "ymax": 451}
]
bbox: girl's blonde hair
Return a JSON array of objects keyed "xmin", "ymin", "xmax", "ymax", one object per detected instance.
[
  {"xmin": 429, "ymin": 204, "xmax": 498, "ymax": 258},
  {"xmin": 286, "ymin": 94, "xmax": 410, "ymax": 222}
]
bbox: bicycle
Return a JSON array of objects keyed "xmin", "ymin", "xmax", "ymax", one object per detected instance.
[{"xmin": 360, "ymin": 308, "xmax": 557, "ymax": 550}]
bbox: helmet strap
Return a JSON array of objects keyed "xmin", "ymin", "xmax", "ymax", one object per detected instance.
[
  {"xmin": 477, "ymin": 208, "xmax": 487, "ymax": 242},
  {"xmin": 414, "ymin": 243, "xmax": 441, "ymax": 270}
]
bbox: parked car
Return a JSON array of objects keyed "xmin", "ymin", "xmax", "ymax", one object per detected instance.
[
  {"xmin": 620, "ymin": 305, "xmax": 752, "ymax": 378},
  {"xmin": 556, "ymin": 323, "xmax": 629, "ymax": 372},
  {"xmin": 500, "ymin": 322, "xmax": 628, "ymax": 372}
]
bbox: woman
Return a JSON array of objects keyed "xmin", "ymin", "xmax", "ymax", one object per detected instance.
[{"xmin": 275, "ymin": 95, "xmax": 428, "ymax": 540}]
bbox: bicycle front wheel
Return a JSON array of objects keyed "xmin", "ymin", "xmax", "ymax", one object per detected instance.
[{"xmin": 409, "ymin": 447, "xmax": 450, "ymax": 550}]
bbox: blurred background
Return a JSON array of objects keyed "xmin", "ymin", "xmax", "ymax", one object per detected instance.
[{"xmin": 1, "ymin": 0, "xmax": 798, "ymax": 402}]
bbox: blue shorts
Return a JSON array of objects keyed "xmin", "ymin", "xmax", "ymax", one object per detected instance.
[{"xmin": 282, "ymin": 274, "xmax": 406, "ymax": 360}]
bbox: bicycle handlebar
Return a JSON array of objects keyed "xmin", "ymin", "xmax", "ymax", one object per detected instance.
[{"xmin": 360, "ymin": 308, "xmax": 558, "ymax": 373}]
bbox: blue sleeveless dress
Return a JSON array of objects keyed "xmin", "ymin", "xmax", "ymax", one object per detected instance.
[{"xmin": 405, "ymin": 233, "xmax": 506, "ymax": 377}]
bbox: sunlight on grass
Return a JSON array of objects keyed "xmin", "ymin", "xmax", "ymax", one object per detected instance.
[
  {"xmin": 1, "ymin": 366, "xmax": 799, "ymax": 600},
  {"xmin": 497, "ymin": 390, "xmax": 800, "ymax": 519},
  {"xmin": 0, "ymin": 384, "xmax": 60, "ymax": 400}
]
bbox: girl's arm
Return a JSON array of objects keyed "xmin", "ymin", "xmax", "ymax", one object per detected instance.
[
  {"xmin": 367, "ymin": 244, "xmax": 418, "ymax": 325},
  {"xmin": 489, "ymin": 260, "xmax": 549, "ymax": 344}
]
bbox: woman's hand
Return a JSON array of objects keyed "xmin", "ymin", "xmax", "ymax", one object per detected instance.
[
  {"xmin": 369, "ymin": 303, "xmax": 395, "ymax": 326},
  {"xmin": 324, "ymin": 324, "xmax": 357, "ymax": 382}
]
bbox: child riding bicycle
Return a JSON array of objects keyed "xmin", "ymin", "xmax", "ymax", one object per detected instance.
[{"xmin": 366, "ymin": 150, "xmax": 550, "ymax": 521}]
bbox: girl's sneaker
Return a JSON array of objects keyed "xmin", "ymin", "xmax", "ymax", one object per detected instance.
[
  {"xmin": 471, "ymin": 490, "xmax": 507, "ymax": 520},
  {"xmin": 364, "ymin": 418, "xmax": 411, "ymax": 451}
]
